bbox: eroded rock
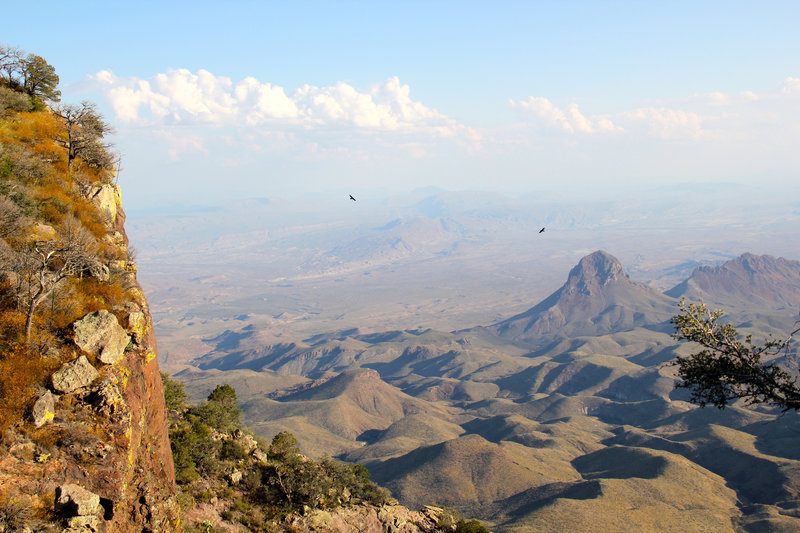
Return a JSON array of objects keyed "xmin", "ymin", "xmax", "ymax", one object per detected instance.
[
  {"xmin": 73, "ymin": 310, "xmax": 130, "ymax": 365},
  {"xmin": 92, "ymin": 380, "xmax": 127, "ymax": 418},
  {"xmin": 52, "ymin": 356, "xmax": 99, "ymax": 394},
  {"xmin": 227, "ymin": 470, "xmax": 242, "ymax": 485},
  {"xmin": 31, "ymin": 390, "xmax": 57, "ymax": 427},
  {"xmin": 56, "ymin": 483, "xmax": 100, "ymax": 517},
  {"xmin": 89, "ymin": 184, "xmax": 118, "ymax": 223},
  {"xmin": 65, "ymin": 515, "xmax": 100, "ymax": 532},
  {"xmin": 126, "ymin": 310, "xmax": 146, "ymax": 344}
]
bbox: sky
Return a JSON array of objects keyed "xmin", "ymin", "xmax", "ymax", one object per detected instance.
[{"xmin": 3, "ymin": 1, "xmax": 800, "ymax": 210}]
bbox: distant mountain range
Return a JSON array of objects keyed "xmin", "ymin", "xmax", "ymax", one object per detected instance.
[
  {"xmin": 667, "ymin": 252, "xmax": 800, "ymax": 310},
  {"xmin": 173, "ymin": 250, "xmax": 800, "ymax": 531}
]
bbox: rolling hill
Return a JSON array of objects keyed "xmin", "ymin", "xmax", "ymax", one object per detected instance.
[{"xmin": 169, "ymin": 250, "xmax": 800, "ymax": 531}]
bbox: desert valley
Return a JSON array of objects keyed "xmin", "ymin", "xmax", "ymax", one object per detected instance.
[{"xmin": 132, "ymin": 189, "xmax": 800, "ymax": 531}]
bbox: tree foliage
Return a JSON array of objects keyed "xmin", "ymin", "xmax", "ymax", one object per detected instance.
[
  {"xmin": 53, "ymin": 102, "xmax": 115, "ymax": 171},
  {"xmin": 0, "ymin": 46, "xmax": 60, "ymax": 103},
  {"xmin": 192, "ymin": 384, "xmax": 242, "ymax": 433},
  {"xmin": 670, "ymin": 299, "xmax": 800, "ymax": 411},
  {"xmin": 21, "ymin": 54, "xmax": 60, "ymax": 103},
  {"xmin": 160, "ymin": 372, "xmax": 189, "ymax": 411},
  {"xmin": 161, "ymin": 377, "xmax": 393, "ymax": 528}
]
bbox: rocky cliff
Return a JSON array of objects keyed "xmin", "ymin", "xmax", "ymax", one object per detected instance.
[
  {"xmin": 0, "ymin": 94, "xmax": 180, "ymax": 531},
  {"xmin": 0, "ymin": 189, "xmax": 179, "ymax": 532}
]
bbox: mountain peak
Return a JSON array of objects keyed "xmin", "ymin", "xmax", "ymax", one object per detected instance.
[
  {"xmin": 564, "ymin": 250, "xmax": 629, "ymax": 295},
  {"xmin": 666, "ymin": 253, "xmax": 800, "ymax": 308},
  {"xmin": 488, "ymin": 250, "xmax": 673, "ymax": 344}
]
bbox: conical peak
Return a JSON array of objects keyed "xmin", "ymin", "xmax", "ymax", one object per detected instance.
[{"xmin": 565, "ymin": 251, "xmax": 628, "ymax": 293}]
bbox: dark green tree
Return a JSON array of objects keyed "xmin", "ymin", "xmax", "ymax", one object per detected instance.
[
  {"xmin": 160, "ymin": 372, "xmax": 188, "ymax": 411},
  {"xmin": 671, "ymin": 299, "xmax": 800, "ymax": 411},
  {"xmin": 21, "ymin": 54, "xmax": 60, "ymax": 102},
  {"xmin": 192, "ymin": 384, "xmax": 242, "ymax": 433}
]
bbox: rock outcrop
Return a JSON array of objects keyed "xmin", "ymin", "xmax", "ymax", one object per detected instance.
[
  {"xmin": 0, "ymin": 190, "xmax": 180, "ymax": 532},
  {"xmin": 51, "ymin": 355, "xmax": 99, "ymax": 393},
  {"xmin": 290, "ymin": 503, "xmax": 456, "ymax": 532},
  {"xmin": 73, "ymin": 309, "xmax": 130, "ymax": 365}
]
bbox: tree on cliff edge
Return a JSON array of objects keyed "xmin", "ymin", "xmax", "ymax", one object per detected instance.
[
  {"xmin": 16, "ymin": 217, "xmax": 98, "ymax": 342},
  {"xmin": 53, "ymin": 102, "xmax": 115, "ymax": 171},
  {"xmin": 21, "ymin": 54, "xmax": 60, "ymax": 102},
  {"xmin": 671, "ymin": 299, "xmax": 800, "ymax": 411}
]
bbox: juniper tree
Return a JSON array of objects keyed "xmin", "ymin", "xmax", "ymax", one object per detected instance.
[
  {"xmin": 670, "ymin": 299, "xmax": 800, "ymax": 411},
  {"xmin": 21, "ymin": 54, "xmax": 60, "ymax": 102}
]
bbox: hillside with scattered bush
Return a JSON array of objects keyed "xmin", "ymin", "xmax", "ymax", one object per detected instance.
[{"xmin": 0, "ymin": 45, "xmax": 488, "ymax": 533}]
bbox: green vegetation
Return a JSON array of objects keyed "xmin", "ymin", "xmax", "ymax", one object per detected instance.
[
  {"xmin": 671, "ymin": 299, "xmax": 800, "ymax": 411},
  {"xmin": 161, "ymin": 373, "xmax": 393, "ymax": 530},
  {"xmin": 1, "ymin": 45, "xmax": 61, "ymax": 104},
  {"xmin": 0, "ymin": 44, "xmax": 128, "ymax": 432}
]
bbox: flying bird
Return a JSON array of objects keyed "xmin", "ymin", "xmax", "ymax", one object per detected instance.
[
  {"xmin": 539, "ymin": 227, "xmax": 545, "ymax": 233},
  {"xmin": 349, "ymin": 194, "xmax": 356, "ymax": 201}
]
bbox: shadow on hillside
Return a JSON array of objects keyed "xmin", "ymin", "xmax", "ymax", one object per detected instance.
[{"xmin": 494, "ymin": 480, "xmax": 603, "ymax": 520}]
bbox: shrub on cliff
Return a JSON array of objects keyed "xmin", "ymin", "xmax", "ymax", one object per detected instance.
[
  {"xmin": 192, "ymin": 384, "xmax": 241, "ymax": 433},
  {"xmin": 160, "ymin": 375, "xmax": 393, "ymax": 529}
]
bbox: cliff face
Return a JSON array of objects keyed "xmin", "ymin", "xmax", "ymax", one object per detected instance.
[
  {"xmin": 107, "ymin": 201, "xmax": 180, "ymax": 531},
  {"xmin": 0, "ymin": 187, "xmax": 179, "ymax": 532}
]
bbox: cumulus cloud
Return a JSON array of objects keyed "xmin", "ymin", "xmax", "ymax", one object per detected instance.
[
  {"xmin": 512, "ymin": 95, "xmax": 707, "ymax": 139},
  {"xmin": 511, "ymin": 97, "xmax": 619, "ymax": 134},
  {"xmin": 89, "ymin": 69, "xmax": 477, "ymax": 143},
  {"xmin": 620, "ymin": 107, "xmax": 704, "ymax": 139},
  {"xmin": 783, "ymin": 77, "xmax": 800, "ymax": 94}
]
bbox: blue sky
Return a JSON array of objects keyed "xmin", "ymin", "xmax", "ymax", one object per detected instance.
[{"xmin": 3, "ymin": 1, "xmax": 799, "ymax": 209}]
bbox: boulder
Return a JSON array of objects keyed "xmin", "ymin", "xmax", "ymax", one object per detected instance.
[
  {"xmin": 232, "ymin": 429, "xmax": 258, "ymax": 454},
  {"xmin": 65, "ymin": 515, "xmax": 100, "ymax": 532},
  {"xmin": 56, "ymin": 483, "xmax": 100, "ymax": 517},
  {"xmin": 73, "ymin": 310, "xmax": 130, "ymax": 365},
  {"xmin": 252, "ymin": 448, "xmax": 268, "ymax": 464},
  {"xmin": 52, "ymin": 356, "xmax": 99, "ymax": 394},
  {"xmin": 227, "ymin": 470, "xmax": 242, "ymax": 485},
  {"xmin": 31, "ymin": 222, "xmax": 56, "ymax": 240},
  {"xmin": 126, "ymin": 310, "xmax": 146, "ymax": 343},
  {"xmin": 89, "ymin": 184, "xmax": 118, "ymax": 223},
  {"xmin": 31, "ymin": 390, "xmax": 57, "ymax": 427}
]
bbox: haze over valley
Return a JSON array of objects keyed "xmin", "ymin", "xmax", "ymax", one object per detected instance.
[
  {"xmin": 131, "ymin": 185, "xmax": 799, "ymax": 367},
  {"xmin": 130, "ymin": 186, "xmax": 800, "ymax": 531}
]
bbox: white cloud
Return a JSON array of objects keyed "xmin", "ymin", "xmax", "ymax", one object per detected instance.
[
  {"xmin": 620, "ymin": 107, "xmax": 705, "ymax": 139},
  {"xmin": 783, "ymin": 77, "xmax": 800, "ymax": 94},
  {"xmin": 233, "ymin": 77, "xmax": 299, "ymax": 122},
  {"xmin": 511, "ymin": 97, "xmax": 620, "ymax": 134},
  {"xmin": 89, "ymin": 69, "xmax": 478, "ymax": 144}
]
